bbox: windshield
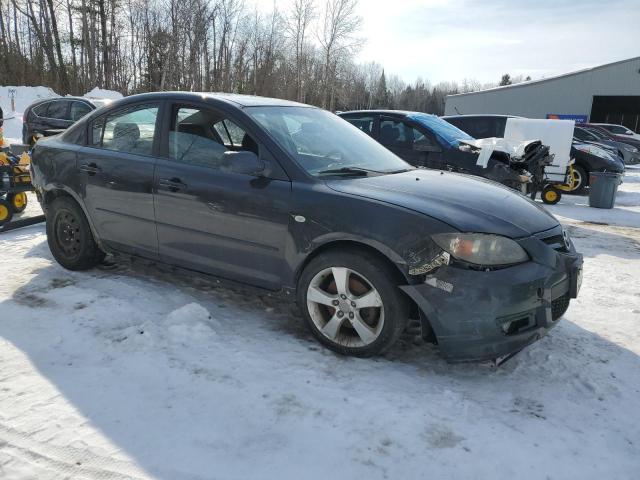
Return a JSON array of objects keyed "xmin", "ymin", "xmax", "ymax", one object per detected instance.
[
  {"xmin": 407, "ymin": 112, "xmax": 474, "ymax": 148},
  {"xmin": 245, "ymin": 106, "xmax": 411, "ymax": 176}
]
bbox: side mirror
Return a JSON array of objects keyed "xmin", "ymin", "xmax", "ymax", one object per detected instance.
[{"xmin": 223, "ymin": 150, "xmax": 265, "ymax": 176}]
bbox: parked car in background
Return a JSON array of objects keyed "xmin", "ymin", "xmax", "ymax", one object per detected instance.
[
  {"xmin": 583, "ymin": 123, "xmax": 640, "ymax": 156},
  {"xmin": 573, "ymin": 125, "xmax": 639, "ymax": 165},
  {"xmin": 442, "ymin": 114, "xmax": 517, "ymax": 139},
  {"xmin": 31, "ymin": 92, "xmax": 583, "ymax": 362},
  {"xmin": 591, "ymin": 123, "xmax": 640, "ymax": 141},
  {"xmin": 446, "ymin": 114, "xmax": 625, "ymax": 193},
  {"xmin": 22, "ymin": 97, "xmax": 111, "ymax": 145},
  {"xmin": 338, "ymin": 110, "xmax": 548, "ymax": 191}
]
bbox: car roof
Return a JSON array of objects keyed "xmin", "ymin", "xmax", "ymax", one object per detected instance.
[
  {"xmin": 339, "ymin": 110, "xmax": 415, "ymax": 117},
  {"xmin": 108, "ymin": 92, "xmax": 311, "ymax": 109},
  {"xmin": 441, "ymin": 114, "xmax": 518, "ymax": 119},
  {"xmin": 27, "ymin": 96, "xmax": 98, "ymax": 109}
]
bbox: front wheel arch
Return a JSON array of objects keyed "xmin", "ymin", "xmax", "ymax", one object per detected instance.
[{"xmin": 295, "ymin": 240, "xmax": 410, "ymax": 286}]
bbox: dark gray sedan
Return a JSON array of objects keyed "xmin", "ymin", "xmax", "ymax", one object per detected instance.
[{"xmin": 31, "ymin": 92, "xmax": 583, "ymax": 361}]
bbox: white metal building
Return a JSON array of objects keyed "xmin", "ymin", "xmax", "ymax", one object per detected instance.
[{"xmin": 444, "ymin": 56, "xmax": 640, "ymax": 132}]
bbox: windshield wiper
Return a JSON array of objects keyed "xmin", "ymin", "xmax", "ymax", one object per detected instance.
[{"xmin": 316, "ymin": 167, "xmax": 379, "ymax": 176}]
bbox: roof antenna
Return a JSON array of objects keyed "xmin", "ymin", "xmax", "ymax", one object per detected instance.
[{"xmin": 454, "ymin": 107, "xmax": 462, "ymax": 114}]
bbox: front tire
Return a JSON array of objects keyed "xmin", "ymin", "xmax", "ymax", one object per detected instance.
[
  {"xmin": 297, "ymin": 249, "xmax": 408, "ymax": 357},
  {"xmin": 46, "ymin": 196, "xmax": 105, "ymax": 270},
  {"xmin": 542, "ymin": 185, "xmax": 561, "ymax": 205}
]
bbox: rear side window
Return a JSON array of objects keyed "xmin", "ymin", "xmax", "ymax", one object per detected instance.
[
  {"xmin": 70, "ymin": 101, "xmax": 92, "ymax": 121},
  {"xmin": 91, "ymin": 103, "xmax": 159, "ymax": 156},
  {"xmin": 343, "ymin": 116, "xmax": 376, "ymax": 137},
  {"xmin": 47, "ymin": 100, "xmax": 70, "ymax": 120}
]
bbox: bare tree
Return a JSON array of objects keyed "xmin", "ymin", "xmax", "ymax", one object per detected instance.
[{"xmin": 318, "ymin": 0, "xmax": 361, "ymax": 110}]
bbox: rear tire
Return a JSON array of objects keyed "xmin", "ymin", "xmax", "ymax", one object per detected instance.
[
  {"xmin": 569, "ymin": 165, "xmax": 588, "ymax": 195},
  {"xmin": 46, "ymin": 196, "xmax": 105, "ymax": 270},
  {"xmin": 7, "ymin": 192, "xmax": 28, "ymax": 213},
  {"xmin": 297, "ymin": 249, "xmax": 408, "ymax": 357}
]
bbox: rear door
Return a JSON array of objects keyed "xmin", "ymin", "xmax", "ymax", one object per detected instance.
[
  {"xmin": 77, "ymin": 102, "xmax": 161, "ymax": 258},
  {"xmin": 40, "ymin": 100, "xmax": 74, "ymax": 135},
  {"xmin": 153, "ymin": 102, "xmax": 292, "ymax": 289}
]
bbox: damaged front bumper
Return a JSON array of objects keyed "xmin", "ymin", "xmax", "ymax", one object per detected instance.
[{"xmin": 400, "ymin": 226, "xmax": 583, "ymax": 362}]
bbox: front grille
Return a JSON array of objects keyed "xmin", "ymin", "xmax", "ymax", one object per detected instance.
[{"xmin": 541, "ymin": 234, "xmax": 568, "ymax": 252}]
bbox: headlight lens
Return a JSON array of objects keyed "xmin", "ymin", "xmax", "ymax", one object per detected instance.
[
  {"xmin": 623, "ymin": 145, "xmax": 638, "ymax": 153},
  {"xmin": 432, "ymin": 233, "xmax": 529, "ymax": 266}
]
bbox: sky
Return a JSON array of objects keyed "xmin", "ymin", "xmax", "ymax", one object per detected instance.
[{"xmin": 255, "ymin": 0, "xmax": 640, "ymax": 85}]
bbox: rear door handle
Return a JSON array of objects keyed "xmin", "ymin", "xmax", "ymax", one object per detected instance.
[
  {"xmin": 79, "ymin": 163, "xmax": 100, "ymax": 175},
  {"xmin": 158, "ymin": 177, "xmax": 187, "ymax": 192}
]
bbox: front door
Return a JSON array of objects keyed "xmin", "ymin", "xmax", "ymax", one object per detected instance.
[
  {"xmin": 154, "ymin": 103, "xmax": 292, "ymax": 289},
  {"xmin": 78, "ymin": 102, "xmax": 161, "ymax": 258}
]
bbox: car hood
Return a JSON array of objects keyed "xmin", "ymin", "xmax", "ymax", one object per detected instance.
[{"xmin": 326, "ymin": 169, "xmax": 559, "ymax": 238}]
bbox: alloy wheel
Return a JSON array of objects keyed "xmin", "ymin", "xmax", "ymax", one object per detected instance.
[{"xmin": 306, "ymin": 267, "xmax": 384, "ymax": 347}]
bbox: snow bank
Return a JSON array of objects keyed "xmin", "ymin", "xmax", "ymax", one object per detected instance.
[{"xmin": 83, "ymin": 87, "xmax": 123, "ymax": 100}]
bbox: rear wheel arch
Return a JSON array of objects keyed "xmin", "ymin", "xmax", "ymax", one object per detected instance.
[{"xmin": 42, "ymin": 188, "xmax": 103, "ymax": 247}]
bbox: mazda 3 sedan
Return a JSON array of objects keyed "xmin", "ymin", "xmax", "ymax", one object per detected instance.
[{"xmin": 31, "ymin": 92, "xmax": 583, "ymax": 361}]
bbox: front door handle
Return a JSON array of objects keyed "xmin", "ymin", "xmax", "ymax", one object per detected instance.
[
  {"xmin": 158, "ymin": 177, "xmax": 187, "ymax": 192},
  {"xmin": 79, "ymin": 163, "xmax": 100, "ymax": 176}
]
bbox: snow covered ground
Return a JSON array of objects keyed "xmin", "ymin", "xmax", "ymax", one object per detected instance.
[{"xmin": 0, "ymin": 170, "xmax": 639, "ymax": 479}]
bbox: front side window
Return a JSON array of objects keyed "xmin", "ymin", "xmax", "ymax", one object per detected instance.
[
  {"xmin": 246, "ymin": 106, "xmax": 409, "ymax": 176},
  {"xmin": 168, "ymin": 106, "xmax": 258, "ymax": 169},
  {"xmin": 91, "ymin": 103, "xmax": 159, "ymax": 156}
]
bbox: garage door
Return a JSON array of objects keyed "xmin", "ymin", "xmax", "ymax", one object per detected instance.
[{"xmin": 590, "ymin": 96, "xmax": 640, "ymax": 133}]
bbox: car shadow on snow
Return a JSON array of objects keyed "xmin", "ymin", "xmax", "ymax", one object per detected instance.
[
  {"xmin": 1, "ymin": 240, "xmax": 640, "ymax": 478},
  {"xmin": 564, "ymin": 223, "xmax": 640, "ymax": 260}
]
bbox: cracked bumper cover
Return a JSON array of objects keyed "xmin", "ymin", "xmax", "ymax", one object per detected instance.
[{"xmin": 400, "ymin": 232, "xmax": 583, "ymax": 362}]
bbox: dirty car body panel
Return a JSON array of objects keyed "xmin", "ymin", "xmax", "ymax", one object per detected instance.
[{"xmin": 31, "ymin": 93, "xmax": 582, "ymax": 362}]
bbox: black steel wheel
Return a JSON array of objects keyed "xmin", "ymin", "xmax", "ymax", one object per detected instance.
[{"xmin": 46, "ymin": 196, "xmax": 105, "ymax": 270}]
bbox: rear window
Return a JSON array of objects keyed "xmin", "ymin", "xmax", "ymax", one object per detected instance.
[{"xmin": 33, "ymin": 102, "xmax": 50, "ymax": 117}]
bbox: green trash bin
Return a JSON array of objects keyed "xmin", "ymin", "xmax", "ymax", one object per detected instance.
[{"xmin": 589, "ymin": 172, "xmax": 621, "ymax": 209}]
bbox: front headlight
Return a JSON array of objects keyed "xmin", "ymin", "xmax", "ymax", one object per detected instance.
[
  {"xmin": 432, "ymin": 233, "xmax": 529, "ymax": 267},
  {"xmin": 623, "ymin": 145, "xmax": 638, "ymax": 153}
]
